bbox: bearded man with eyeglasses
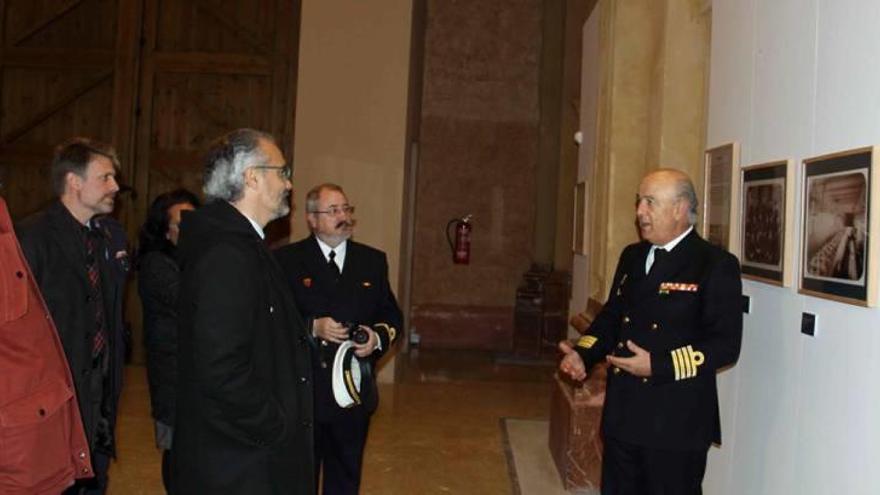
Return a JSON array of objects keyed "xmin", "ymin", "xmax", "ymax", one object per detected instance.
[
  {"xmin": 275, "ymin": 183, "xmax": 402, "ymax": 495},
  {"xmin": 172, "ymin": 129, "xmax": 314, "ymax": 495}
]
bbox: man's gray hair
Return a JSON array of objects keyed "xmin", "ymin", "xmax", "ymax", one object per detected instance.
[
  {"xmin": 203, "ymin": 128, "xmax": 274, "ymax": 202},
  {"xmin": 674, "ymin": 174, "xmax": 699, "ymax": 225},
  {"xmin": 305, "ymin": 183, "xmax": 345, "ymax": 213}
]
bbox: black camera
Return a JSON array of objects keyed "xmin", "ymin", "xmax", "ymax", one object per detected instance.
[{"xmin": 344, "ymin": 322, "xmax": 370, "ymax": 344}]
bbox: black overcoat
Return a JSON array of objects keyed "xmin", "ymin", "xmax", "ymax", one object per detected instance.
[
  {"xmin": 575, "ymin": 230, "xmax": 743, "ymax": 451},
  {"xmin": 172, "ymin": 200, "xmax": 315, "ymax": 495},
  {"xmin": 16, "ymin": 201, "xmax": 126, "ymax": 452}
]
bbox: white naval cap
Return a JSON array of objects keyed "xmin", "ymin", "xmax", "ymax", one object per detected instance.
[{"xmin": 332, "ymin": 340, "xmax": 364, "ymax": 408}]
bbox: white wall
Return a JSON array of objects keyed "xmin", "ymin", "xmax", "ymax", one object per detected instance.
[
  {"xmin": 706, "ymin": 1, "xmax": 880, "ymax": 493},
  {"xmin": 569, "ymin": 4, "xmax": 600, "ymax": 326}
]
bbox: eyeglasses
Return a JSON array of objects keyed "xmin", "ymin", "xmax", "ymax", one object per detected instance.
[
  {"xmin": 253, "ymin": 165, "xmax": 292, "ymax": 180},
  {"xmin": 309, "ymin": 205, "xmax": 355, "ymax": 216}
]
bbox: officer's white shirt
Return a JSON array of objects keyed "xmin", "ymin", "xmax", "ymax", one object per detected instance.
[
  {"xmin": 645, "ymin": 225, "xmax": 693, "ymax": 274},
  {"xmin": 315, "ymin": 237, "xmax": 347, "ymax": 272}
]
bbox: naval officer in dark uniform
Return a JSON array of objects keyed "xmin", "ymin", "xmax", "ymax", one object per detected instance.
[
  {"xmin": 559, "ymin": 168, "xmax": 743, "ymax": 495},
  {"xmin": 275, "ymin": 183, "xmax": 401, "ymax": 495}
]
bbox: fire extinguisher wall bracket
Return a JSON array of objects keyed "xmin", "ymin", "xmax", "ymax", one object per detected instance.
[{"xmin": 446, "ymin": 214, "xmax": 473, "ymax": 265}]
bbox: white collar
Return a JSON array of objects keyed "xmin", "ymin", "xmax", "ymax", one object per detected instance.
[
  {"xmin": 315, "ymin": 237, "xmax": 347, "ymax": 264},
  {"xmin": 242, "ymin": 214, "xmax": 265, "ymax": 239},
  {"xmin": 654, "ymin": 225, "xmax": 693, "ymax": 253}
]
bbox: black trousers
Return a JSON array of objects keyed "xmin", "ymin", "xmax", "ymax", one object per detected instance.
[
  {"xmin": 315, "ymin": 411, "xmax": 371, "ymax": 495},
  {"xmin": 601, "ymin": 436, "xmax": 708, "ymax": 495},
  {"xmin": 161, "ymin": 449, "xmax": 174, "ymax": 494}
]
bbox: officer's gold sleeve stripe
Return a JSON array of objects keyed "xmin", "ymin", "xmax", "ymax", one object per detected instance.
[
  {"xmin": 577, "ymin": 335, "xmax": 598, "ymax": 349},
  {"xmin": 375, "ymin": 323, "xmax": 397, "ymax": 343},
  {"xmin": 682, "ymin": 347, "xmax": 693, "ymax": 379},
  {"xmin": 682, "ymin": 350, "xmax": 695, "ymax": 378},
  {"xmin": 671, "ymin": 348, "xmax": 682, "ymax": 380},
  {"xmin": 671, "ymin": 348, "xmax": 679, "ymax": 380},
  {"xmin": 671, "ymin": 345, "xmax": 705, "ymax": 381}
]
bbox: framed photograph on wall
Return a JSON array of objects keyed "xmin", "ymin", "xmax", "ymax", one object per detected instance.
[
  {"xmin": 703, "ymin": 142, "xmax": 740, "ymax": 253},
  {"xmin": 800, "ymin": 147, "xmax": 880, "ymax": 306},
  {"xmin": 740, "ymin": 160, "xmax": 795, "ymax": 286},
  {"xmin": 572, "ymin": 181, "xmax": 587, "ymax": 255}
]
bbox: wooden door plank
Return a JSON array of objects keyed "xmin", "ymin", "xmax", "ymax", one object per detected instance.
[
  {"xmin": 0, "ymin": 47, "xmax": 114, "ymax": 68},
  {"xmin": 168, "ymin": 78, "xmax": 237, "ymax": 134},
  {"xmin": 1, "ymin": 69, "xmax": 113, "ymax": 144},
  {"xmin": 132, "ymin": 0, "xmax": 159, "ymax": 221},
  {"xmin": 269, "ymin": 0, "xmax": 294, "ymax": 153},
  {"xmin": 111, "ymin": 0, "xmax": 144, "ymax": 235},
  {"xmin": 193, "ymin": 0, "xmax": 270, "ymax": 52},
  {"xmin": 152, "ymin": 52, "xmax": 272, "ymax": 75},
  {"xmin": 11, "ymin": 0, "xmax": 82, "ymax": 47},
  {"xmin": 0, "ymin": 142, "xmax": 53, "ymax": 164}
]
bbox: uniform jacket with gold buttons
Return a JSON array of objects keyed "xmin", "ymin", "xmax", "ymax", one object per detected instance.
[
  {"xmin": 275, "ymin": 235, "xmax": 402, "ymax": 421},
  {"xmin": 574, "ymin": 230, "xmax": 742, "ymax": 450},
  {"xmin": 1, "ymin": 197, "xmax": 92, "ymax": 494}
]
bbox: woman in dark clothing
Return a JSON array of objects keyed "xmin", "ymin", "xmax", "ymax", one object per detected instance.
[{"xmin": 137, "ymin": 189, "xmax": 200, "ymax": 494}]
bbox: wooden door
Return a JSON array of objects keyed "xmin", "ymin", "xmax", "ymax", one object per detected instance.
[
  {"xmin": 0, "ymin": 0, "xmax": 141, "ymax": 221},
  {"xmin": 134, "ymin": 0, "xmax": 300, "ymax": 242}
]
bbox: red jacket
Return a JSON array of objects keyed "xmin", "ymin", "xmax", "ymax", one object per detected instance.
[{"xmin": 0, "ymin": 197, "xmax": 92, "ymax": 494}]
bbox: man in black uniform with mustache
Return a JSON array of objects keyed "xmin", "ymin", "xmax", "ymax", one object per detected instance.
[
  {"xmin": 558, "ymin": 169, "xmax": 743, "ymax": 495},
  {"xmin": 275, "ymin": 183, "xmax": 401, "ymax": 495}
]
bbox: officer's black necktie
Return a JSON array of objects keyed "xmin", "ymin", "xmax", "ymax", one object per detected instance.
[
  {"xmin": 650, "ymin": 248, "xmax": 667, "ymax": 275},
  {"xmin": 328, "ymin": 249, "xmax": 341, "ymax": 276}
]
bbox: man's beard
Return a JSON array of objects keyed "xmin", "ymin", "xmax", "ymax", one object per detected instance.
[{"xmin": 269, "ymin": 193, "xmax": 291, "ymax": 220}]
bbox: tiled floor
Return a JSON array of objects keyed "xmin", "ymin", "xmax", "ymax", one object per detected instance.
[{"xmin": 107, "ymin": 349, "xmax": 556, "ymax": 494}]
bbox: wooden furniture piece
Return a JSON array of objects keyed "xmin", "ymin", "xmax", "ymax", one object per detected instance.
[{"xmin": 513, "ymin": 265, "xmax": 570, "ymax": 357}]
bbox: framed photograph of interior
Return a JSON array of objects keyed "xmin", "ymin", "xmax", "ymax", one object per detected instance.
[
  {"xmin": 740, "ymin": 160, "xmax": 795, "ymax": 286},
  {"xmin": 572, "ymin": 181, "xmax": 587, "ymax": 255},
  {"xmin": 703, "ymin": 142, "xmax": 740, "ymax": 253},
  {"xmin": 800, "ymin": 147, "xmax": 880, "ymax": 307}
]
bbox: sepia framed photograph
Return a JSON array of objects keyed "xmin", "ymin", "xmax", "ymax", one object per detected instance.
[
  {"xmin": 800, "ymin": 147, "xmax": 880, "ymax": 306},
  {"xmin": 703, "ymin": 142, "xmax": 740, "ymax": 254},
  {"xmin": 740, "ymin": 160, "xmax": 795, "ymax": 286}
]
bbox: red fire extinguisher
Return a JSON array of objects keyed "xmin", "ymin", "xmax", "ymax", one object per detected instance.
[{"xmin": 446, "ymin": 214, "xmax": 473, "ymax": 264}]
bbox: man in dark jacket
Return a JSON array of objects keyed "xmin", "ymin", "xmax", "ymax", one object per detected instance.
[
  {"xmin": 16, "ymin": 138, "xmax": 127, "ymax": 495},
  {"xmin": 172, "ymin": 129, "xmax": 314, "ymax": 495},
  {"xmin": 275, "ymin": 183, "xmax": 402, "ymax": 495},
  {"xmin": 558, "ymin": 169, "xmax": 743, "ymax": 495}
]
